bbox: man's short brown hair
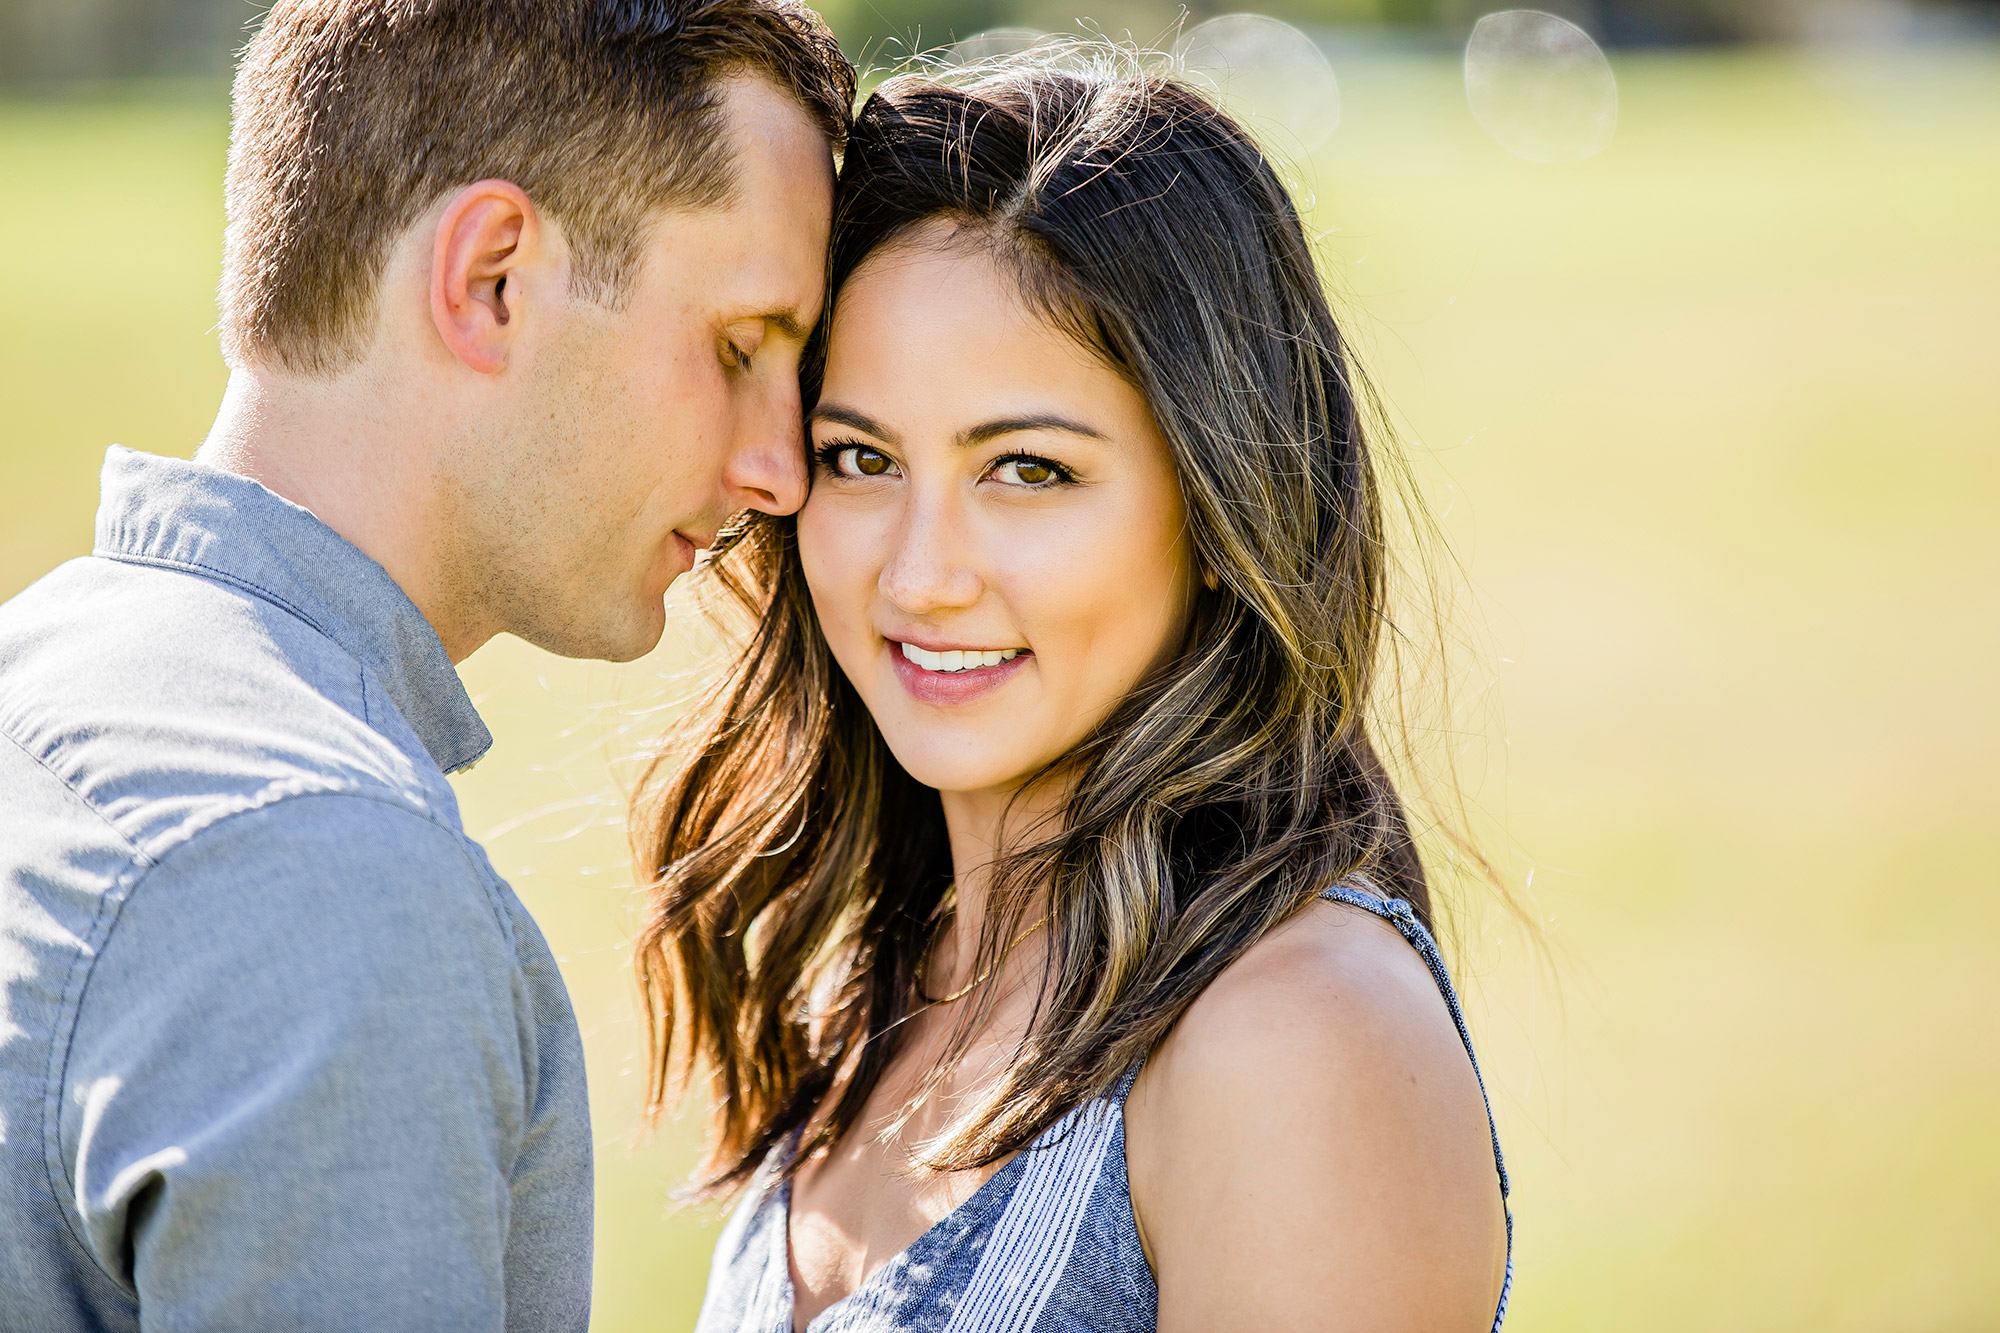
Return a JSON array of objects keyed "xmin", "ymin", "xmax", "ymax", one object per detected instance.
[{"xmin": 222, "ymin": 0, "xmax": 854, "ymax": 374}]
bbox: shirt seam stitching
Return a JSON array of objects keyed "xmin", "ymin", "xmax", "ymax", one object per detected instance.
[
  {"xmin": 42, "ymin": 783, "xmax": 515, "ymax": 1292},
  {"xmin": 0, "ymin": 727, "xmax": 162, "ymax": 1294},
  {"xmin": 0, "ymin": 725, "xmax": 149, "ymax": 861},
  {"xmin": 91, "ymin": 548, "xmax": 333, "ymax": 641},
  {"xmin": 94, "ymin": 551, "xmax": 485, "ymax": 773}
]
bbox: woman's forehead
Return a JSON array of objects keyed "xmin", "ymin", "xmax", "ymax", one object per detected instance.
[{"xmin": 819, "ymin": 250, "xmax": 1154, "ymax": 451}]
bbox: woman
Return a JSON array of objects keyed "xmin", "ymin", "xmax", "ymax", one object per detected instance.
[{"xmin": 636, "ymin": 57, "xmax": 1512, "ymax": 1333}]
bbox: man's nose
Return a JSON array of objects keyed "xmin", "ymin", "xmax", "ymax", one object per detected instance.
[{"xmin": 722, "ymin": 381, "xmax": 809, "ymax": 517}]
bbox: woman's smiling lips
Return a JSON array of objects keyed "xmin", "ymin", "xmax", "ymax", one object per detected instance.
[{"xmin": 888, "ymin": 638, "xmax": 1032, "ymax": 706}]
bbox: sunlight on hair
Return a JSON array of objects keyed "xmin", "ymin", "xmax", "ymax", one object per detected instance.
[
  {"xmin": 1463, "ymin": 9, "xmax": 1619, "ymax": 162},
  {"xmin": 946, "ymin": 26, "xmax": 1052, "ymax": 64},
  {"xmin": 932, "ymin": 26, "xmax": 1145, "ymax": 81},
  {"xmin": 1174, "ymin": 13, "xmax": 1341, "ymax": 158}
]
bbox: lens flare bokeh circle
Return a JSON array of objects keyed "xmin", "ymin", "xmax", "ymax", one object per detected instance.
[
  {"xmin": 1464, "ymin": 9, "xmax": 1619, "ymax": 163},
  {"xmin": 1175, "ymin": 13, "xmax": 1341, "ymax": 156}
]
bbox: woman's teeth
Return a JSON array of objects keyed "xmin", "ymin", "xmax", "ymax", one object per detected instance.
[{"xmin": 900, "ymin": 642, "xmax": 1020, "ymax": 673}]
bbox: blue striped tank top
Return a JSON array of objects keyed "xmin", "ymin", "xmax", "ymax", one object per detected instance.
[{"xmin": 692, "ymin": 886, "xmax": 1513, "ymax": 1333}]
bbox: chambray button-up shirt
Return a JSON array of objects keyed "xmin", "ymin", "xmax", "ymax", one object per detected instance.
[{"xmin": 0, "ymin": 447, "xmax": 592, "ymax": 1331}]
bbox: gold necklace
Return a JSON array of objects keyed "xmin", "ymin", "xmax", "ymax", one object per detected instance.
[{"xmin": 915, "ymin": 911, "xmax": 1051, "ymax": 1006}]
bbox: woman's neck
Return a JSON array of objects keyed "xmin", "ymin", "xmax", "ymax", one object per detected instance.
[{"xmin": 932, "ymin": 779, "xmax": 1069, "ymax": 999}]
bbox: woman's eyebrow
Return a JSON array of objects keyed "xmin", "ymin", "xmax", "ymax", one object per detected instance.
[
  {"xmin": 808, "ymin": 407, "xmax": 1107, "ymax": 449},
  {"xmin": 809, "ymin": 403, "xmax": 900, "ymax": 444},
  {"xmin": 958, "ymin": 415, "xmax": 1107, "ymax": 447}
]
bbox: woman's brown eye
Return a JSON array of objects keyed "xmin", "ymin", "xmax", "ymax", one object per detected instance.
[
  {"xmin": 856, "ymin": 449, "xmax": 889, "ymax": 476},
  {"xmin": 993, "ymin": 457, "xmax": 1062, "ymax": 487}
]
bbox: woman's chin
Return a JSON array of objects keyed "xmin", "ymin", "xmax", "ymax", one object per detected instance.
[{"xmin": 877, "ymin": 736, "xmax": 1041, "ymax": 803}]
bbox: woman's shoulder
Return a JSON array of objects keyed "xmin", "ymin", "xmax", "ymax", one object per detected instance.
[
  {"xmin": 1144, "ymin": 892, "xmax": 1488, "ymax": 1112},
  {"xmin": 1123, "ymin": 892, "xmax": 1507, "ymax": 1330},
  {"xmin": 1130, "ymin": 893, "xmax": 1486, "ymax": 1171},
  {"xmin": 1153, "ymin": 891, "xmax": 1455, "ymax": 1076}
]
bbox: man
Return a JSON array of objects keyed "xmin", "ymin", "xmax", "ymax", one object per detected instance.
[{"xmin": 0, "ymin": 1, "xmax": 850, "ymax": 1328}]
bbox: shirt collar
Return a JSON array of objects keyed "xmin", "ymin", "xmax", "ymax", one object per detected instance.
[{"xmin": 92, "ymin": 445, "xmax": 493, "ymax": 775}]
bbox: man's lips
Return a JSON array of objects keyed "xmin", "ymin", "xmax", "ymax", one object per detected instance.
[{"xmin": 669, "ymin": 527, "xmax": 718, "ymax": 574}]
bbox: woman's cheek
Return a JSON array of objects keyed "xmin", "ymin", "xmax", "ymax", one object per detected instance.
[
  {"xmin": 997, "ymin": 562, "xmax": 1109, "ymax": 743},
  {"xmin": 798, "ymin": 510, "xmax": 859, "ymax": 653},
  {"xmin": 1075, "ymin": 533, "xmax": 1189, "ymax": 728}
]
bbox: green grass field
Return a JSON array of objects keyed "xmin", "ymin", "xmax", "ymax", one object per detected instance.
[{"xmin": 3, "ymin": 48, "xmax": 1996, "ymax": 1331}]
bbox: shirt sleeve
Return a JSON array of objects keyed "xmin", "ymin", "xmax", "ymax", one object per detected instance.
[{"xmin": 57, "ymin": 790, "xmax": 548, "ymax": 1331}]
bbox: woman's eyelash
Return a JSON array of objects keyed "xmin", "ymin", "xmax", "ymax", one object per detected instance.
[
  {"xmin": 809, "ymin": 442, "xmax": 1076, "ymax": 485},
  {"xmin": 812, "ymin": 438, "xmax": 865, "ymax": 471},
  {"xmin": 813, "ymin": 438, "xmax": 900, "ymax": 478},
  {"xmin": 991, "ymin": 453, "xmax": 1078, "ymax": 485}
]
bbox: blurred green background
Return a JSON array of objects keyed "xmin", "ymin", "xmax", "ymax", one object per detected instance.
[{"xmin": 4, "ymin": 3, "xmax": 1999, "ymax": 1329}]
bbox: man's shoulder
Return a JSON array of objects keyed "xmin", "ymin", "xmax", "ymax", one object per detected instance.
[
  {"xmin": 131, "ymin": 790, "xmax": 513, "ymax": 962},
  {"xmin": 0, "ymin": 553, "xmax": 459, "ymax": 860}
]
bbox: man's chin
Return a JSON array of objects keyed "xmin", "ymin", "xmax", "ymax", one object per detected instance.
[
  {"xmin": 600, "ymin": 602, "xmax": 670, "ymax": 664},
  {"xmin": 517, "ymin": 600, "xmax": 666, "ymax": 664}
]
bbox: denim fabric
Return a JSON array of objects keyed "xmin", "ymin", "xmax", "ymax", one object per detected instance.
[
  {"xmin": 0, "ymin": 447, "xmax": 592, "ymax": 1331},
  {"xmin": 695, "ymin": 887, "xmax": 1510, "ymax": 1333}
]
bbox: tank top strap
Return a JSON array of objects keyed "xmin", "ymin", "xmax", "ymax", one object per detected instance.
[{"xmin": 1319, "ymin": 883, "xmax": 1515, "ymax": 1331}]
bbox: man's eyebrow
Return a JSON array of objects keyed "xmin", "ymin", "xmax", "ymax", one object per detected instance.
[
  {"xmin": 767, "ymin": 311, "xmax": 812, "ymax": 343},
  {"xmin": 809, "ymin": 403, "xmax": 901, "ymax": 445},
  {"xmin": 959, "ymin": 415, "xmax": 1107, "ymax": 447}
]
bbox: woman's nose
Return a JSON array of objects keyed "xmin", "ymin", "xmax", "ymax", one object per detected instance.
[{"xmin": 877, "ymin": 487, "xmax": 983, "ymax": 614}]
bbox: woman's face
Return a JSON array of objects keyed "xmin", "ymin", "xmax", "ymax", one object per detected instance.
[{"xmin": 798, "ymin": 236, "xmax": 1196, "ymax": 802}]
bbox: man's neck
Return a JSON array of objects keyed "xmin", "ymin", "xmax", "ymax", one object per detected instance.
[{"xmin": 196, "ymin": 367, "xmax": 492, "ymax": 662}]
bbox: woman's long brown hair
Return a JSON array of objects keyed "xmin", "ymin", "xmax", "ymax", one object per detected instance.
[{"xmin": 635, "ymin": 59, "xmax": 1454, "ymax": 1194}]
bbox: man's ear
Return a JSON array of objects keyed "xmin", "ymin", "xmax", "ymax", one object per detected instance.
[{"xmin": 430, "ymin": 179, "xmax": 543, "ymax": 375}]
